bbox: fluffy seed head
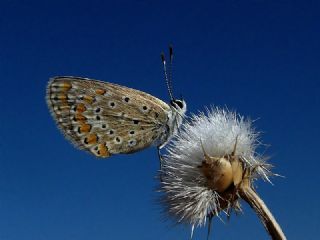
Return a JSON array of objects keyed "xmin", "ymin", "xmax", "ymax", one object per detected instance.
[{"xmin": 160, "ymin": 107, "xmax": 272, "ymax": 227}]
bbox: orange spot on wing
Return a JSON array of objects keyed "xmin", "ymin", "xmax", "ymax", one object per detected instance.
[
  {"xmin": 95, "ymin": 89, "xmax": 106, "ymax": 95},
  {"xmin": 98, "ymin": 143, "xmax": 110, "ymax": 157},
  {"xmin": 75, "ymin": 114, "xmax": 87, "ymax": 122},
  {"xmin": 55, "ymin": 105, "xmax": 70, "ymax": 114},
  {"xmin": 86, "ymin": 134, "xmax": 98, "ymax": 144},
  {"xmin": 51, "ymin": 94, "xmax": 67, "ymax": 100},
  {"xmin": 83, "ymin": 95, "xmax": 95, "ymax": 104},
  {"xmin": 58, "ymin": 82, "xmax": 72, "ymax": 91},
  {"xmin": 51, "ymin": 82, "xmax": 72, "ymax": 92},
  {"xmin": 76, "ymin": 103, "xmax": 86, "ymax": 112},
  {"xmin": 52, "ymin": 94, "xmax": 68, "ymax": 104},
  {"xmin": 79, "ymin": 124, "xmax": 91, "ymax": 133}
]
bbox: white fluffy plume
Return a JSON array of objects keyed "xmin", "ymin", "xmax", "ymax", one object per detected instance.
[{"xmin": 160, "ymin": 107, "xmax": 272, "ymax": 227}]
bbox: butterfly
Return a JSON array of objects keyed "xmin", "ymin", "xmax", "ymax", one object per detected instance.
[{"xmin": 46, "ymin": 48, "xmax": 186, "ymax": 159}]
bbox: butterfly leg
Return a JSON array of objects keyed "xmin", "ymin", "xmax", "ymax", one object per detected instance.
[
  {"xmin": 157, "ymin": 147, "xmax": 165, "ymax": 181},
  {"xmin": 157, "ymin": 147, "xmax": 163, "ymax": 169}
]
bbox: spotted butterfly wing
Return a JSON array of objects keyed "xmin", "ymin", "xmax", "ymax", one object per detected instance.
[{"xmin": 46, "ymin": 76, "xmax": 172, "ymax": 158}]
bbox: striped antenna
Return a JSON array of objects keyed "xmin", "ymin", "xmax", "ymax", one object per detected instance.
[
  {"xmin": 168, "ymin": 45, "xmax": 174, "ymax": 98},
  {"xmin": 161, "ymin": 50, "xmax": 174, "ymax": 100}
]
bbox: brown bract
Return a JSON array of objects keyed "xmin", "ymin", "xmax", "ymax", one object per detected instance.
[{"xmin": 198, "ymin": 141, "xmax": 286, "ymax": 240}]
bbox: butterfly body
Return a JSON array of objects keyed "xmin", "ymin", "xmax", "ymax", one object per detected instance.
[{"xmin": 46, "ymin": 76, "xmax": 186, "ymax": 158}]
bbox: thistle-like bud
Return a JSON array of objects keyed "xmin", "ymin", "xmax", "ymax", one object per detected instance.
[{"xmin": 160, "ymin": 107, "xmax": 285, "ymax": 240}]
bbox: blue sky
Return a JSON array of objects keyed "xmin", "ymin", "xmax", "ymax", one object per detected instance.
[{"xmin": 0, "ymin": 0, "xmax": 319, "ymax": 239}]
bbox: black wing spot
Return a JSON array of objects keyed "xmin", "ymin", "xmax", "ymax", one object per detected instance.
[
  {"xmin": 109, "ymin": 101, "xmax": 116, "ymax": 108},
  {"xmin": 133, "ymin": 120, "xmax": 139, "ymax": 124},
  {"xmin": 128, "ymin": 139, "xmax": 137, "ymax": 146},
  {"xmin": 96, "ymin": 116, "xmax": 101, "ymax": 120},
  {"xmin": 140, "ymin": 105, "xmax": 150, "ymax": 113}
]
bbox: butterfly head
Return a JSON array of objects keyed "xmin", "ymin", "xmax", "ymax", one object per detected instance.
[{"xmin": 170, "ymin": 99, "xmax": 187, "ymax": 116}]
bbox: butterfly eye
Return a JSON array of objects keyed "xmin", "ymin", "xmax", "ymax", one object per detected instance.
[{"xmin": 171, "ymin": 100, "xmax": 184, "ymax": 109}]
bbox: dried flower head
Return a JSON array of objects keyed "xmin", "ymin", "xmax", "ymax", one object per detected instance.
[{"xmin": 160, "ymin": 107, "xmax": 285, "ymax": 239}]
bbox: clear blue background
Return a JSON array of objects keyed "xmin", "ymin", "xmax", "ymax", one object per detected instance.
[{"xmin": 0, "ymin": 0, "xmax": 319, "ymax": 239}]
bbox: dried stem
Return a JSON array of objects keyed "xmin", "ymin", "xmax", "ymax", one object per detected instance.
[{"xmin": 239, "ymin": 185, "xmax": 286, "ymax": 240}]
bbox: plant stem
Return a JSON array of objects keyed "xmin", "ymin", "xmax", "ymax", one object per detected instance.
[{"xmin": 239, "ymin": 186, "xmax": 286, "ymax": 240}]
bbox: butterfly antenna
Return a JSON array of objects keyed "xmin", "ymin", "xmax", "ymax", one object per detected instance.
[
  {"xmin": 157, "ymin": 147, "xmax": 164, "ymax": 181},
  {"xmin": 161, "ymin": 51, "xmax": 174, "ymax": 101},
  {"xmin": 168, "ymin": 45, "xmax": 174, "ymax": 98}
]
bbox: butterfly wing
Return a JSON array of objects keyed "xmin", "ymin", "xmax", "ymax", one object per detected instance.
[{"xmin": 46, "ymin": 76, "xmax": 171, "ymax": 158}]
